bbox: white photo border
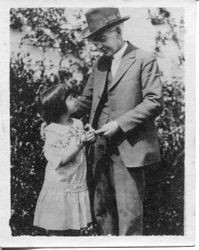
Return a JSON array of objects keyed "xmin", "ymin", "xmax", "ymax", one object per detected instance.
[{"xmin": 0, "ymin": 0, "xmax": 196, "ymax": 247}]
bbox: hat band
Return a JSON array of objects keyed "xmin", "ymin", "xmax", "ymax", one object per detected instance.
[
  {"xmin": 88, "ymin": 12, "xmax": 121, "ymax": 33},
  {"xmin": 105, "ymin": 12, "xmax": 120, "ymax": 23}
]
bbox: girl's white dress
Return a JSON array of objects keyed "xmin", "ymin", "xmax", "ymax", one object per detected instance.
[{"xmin": 33, "ymin": 118, "xmax": 92, "ymax": 230}]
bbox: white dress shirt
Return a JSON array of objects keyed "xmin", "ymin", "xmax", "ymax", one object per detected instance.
[{"xmin": 111, "ymin": 41, "xmax": 128, "ymax": 78}]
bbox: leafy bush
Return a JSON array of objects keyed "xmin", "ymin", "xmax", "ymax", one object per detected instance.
[
  {"xmin": 144, "ymin": 73, "xmax": 184, "ymax": 235},
  {"xmin": 143, "ymin": 8, "xmax": 184, "ymax": 235},
  {"xmin": 10, "ymin": 8, "xmax": 184, "ymax": 236}
]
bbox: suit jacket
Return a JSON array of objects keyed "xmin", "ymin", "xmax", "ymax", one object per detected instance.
[{"xmin": 77, "ymin": 42, "xmax": 163, "ymax": 168}]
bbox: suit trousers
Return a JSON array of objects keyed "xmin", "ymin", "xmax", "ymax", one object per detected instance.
[{"xmin": 91, "ymin": 136, "xmax": 145, "ymax": 235}]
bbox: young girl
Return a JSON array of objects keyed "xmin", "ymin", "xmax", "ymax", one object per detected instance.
[{"xmin": 33, "ymin": 84, "xmax": 95, "ymax": 235}]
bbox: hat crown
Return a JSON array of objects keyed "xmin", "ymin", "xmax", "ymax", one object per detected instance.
[
  {"xmin": 82, "ymin": 7, "xmax": 129, "ymax": 39},
  {"xmin": 85, "ymin": 8, "xmax": 121, "ymax": 34}
]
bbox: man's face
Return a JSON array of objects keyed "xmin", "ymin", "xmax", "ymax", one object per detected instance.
[{"xmin": 89, "ymin": 28, "xmax": 123, "ymax": 57}]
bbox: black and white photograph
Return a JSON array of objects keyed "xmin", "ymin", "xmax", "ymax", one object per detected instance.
[{"xmin": 0, "ymin": 0, "xmax": 196, "ymax": 248}]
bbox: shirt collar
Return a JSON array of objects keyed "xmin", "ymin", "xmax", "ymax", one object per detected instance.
[{"xmin": 113, "ymin": 41, "xmax": 128, "ymax": 61}]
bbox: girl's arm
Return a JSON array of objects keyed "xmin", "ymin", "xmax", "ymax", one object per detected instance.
[
  {"xmin": 44, "ymin": 125, "xmax": 95, "ymax": 168},
  {"xmin": 61, "ymin": 126, "xmax": 96, "ymax": 165},
  {"xmin": 44, "ymin": 132, "xmax": 85, "ymax": 168},
  {"xmin": 60, "ymin": 136, "xmax": 85, "ymax": 166}
]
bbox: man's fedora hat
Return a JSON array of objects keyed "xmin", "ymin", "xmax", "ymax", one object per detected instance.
[{"xmin": 82, "ymin": 8, "xmax": 130, "ymax": 39}]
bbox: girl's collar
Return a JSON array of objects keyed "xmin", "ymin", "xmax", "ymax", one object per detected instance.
[{"xmin": 46, "ymin": 118, "xmax": 77, "ymax": 131}]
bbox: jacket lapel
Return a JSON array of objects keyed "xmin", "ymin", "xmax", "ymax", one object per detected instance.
[
  {"xmin": 92, "ymin": 43, "xmax": 137, "ymax": 105},
  {"xmin": 108, "ymin": 42, "xmax": 137, "ymax": 91}
]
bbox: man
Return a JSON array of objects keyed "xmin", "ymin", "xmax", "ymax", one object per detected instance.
[{"xmin": 77, "ymin": 7, "xmax": 163, "ymax": 236}]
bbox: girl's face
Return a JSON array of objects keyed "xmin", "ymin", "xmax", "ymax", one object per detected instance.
[{"xmin": 65, "ymin": 95, "xmax": 77, "ymax": 114}]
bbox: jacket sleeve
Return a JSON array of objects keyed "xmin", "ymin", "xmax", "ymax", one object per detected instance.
[
  {"xmin": 116, "ymin": 55, "xmax": 163, "ymax": 133},
  {"xmin": 75, "ymin": 63, "xmax": 97, "ymax": 117}
]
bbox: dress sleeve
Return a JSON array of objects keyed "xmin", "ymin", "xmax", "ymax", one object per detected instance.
[{"xmin": 43, "ymin": 131, "xmax": 64, "ymax": 169}]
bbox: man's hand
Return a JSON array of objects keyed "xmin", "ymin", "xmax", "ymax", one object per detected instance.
[{"xmin": 95, "ymin": 121, "xmax": 120, "ymax": 138}]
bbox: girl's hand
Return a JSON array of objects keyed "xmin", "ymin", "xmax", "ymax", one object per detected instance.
[
  {"xmin": 85, "ymin": 130, "xmax": 96, "ymax": 144},
  {"xmin": 84, "ymin": 124, "xmax": 96, "ymax": 144},
  {"xmin": 84, "ymin": 123, "xmax": 93, "ymax": 132}
]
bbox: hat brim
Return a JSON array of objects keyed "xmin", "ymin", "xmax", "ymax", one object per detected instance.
[{"xmin": 82, "ymin": 16, "xmax": 130, "ymax": 39}]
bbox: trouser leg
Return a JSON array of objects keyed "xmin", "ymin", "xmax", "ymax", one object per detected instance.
[
  {"xmin": 92, "ymin": 137, "xmax": 118, "ymax": 235},
  {"xmin": 111, "ymin": 153, "xmax": 145, "ymax": 235},
  {"xmin": 91, "ymin": 136, "xmax": 145, "ymax": 235}
]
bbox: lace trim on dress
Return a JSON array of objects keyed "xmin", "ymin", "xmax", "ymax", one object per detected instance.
[{"xmin": 44, "ymin": 119, "xmax": 85, "ymax": 176}]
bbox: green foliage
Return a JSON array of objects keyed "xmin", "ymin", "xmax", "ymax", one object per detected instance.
[{"xmin": 10, "ymin": 8, "xmax": 184, "ymax": 236}]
